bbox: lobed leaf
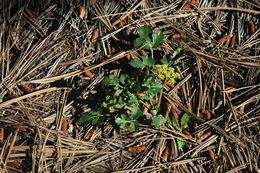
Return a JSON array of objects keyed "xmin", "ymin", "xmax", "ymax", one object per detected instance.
[
  {"xmin": 103, "ymin": 74, "xmax": 119, "ymax": 86},
  {"xmin": 137, "ymin": 25, "xmax": 152, "ymax": 39},
  {"xmin": 129, "ymin": 58, "xmax": 145, "ymax": 68},
  {"xmin": 181, "ymin": 113, "xmax": 190, "ymax": 128},
  {"xmin": 177, "ymin": 137, "xmax": 185, "ymax": 151},
  {"xmin": 79, "ymin": 111, "xmax": 103, "ymax": 126},
  {"xmin": 115, "ymin": 114, "xmax": 129, "ymax": 129},
  {"xmin": 152, "ymin": 30, "xmax": 164, "ymax": 48},
  {"xmin": 152, "ymin": 114, "xmax": 165, "ymax": 129},
  {"xmin": 141, "ymin": 56, "xmax": 155, "ymax": 67}
]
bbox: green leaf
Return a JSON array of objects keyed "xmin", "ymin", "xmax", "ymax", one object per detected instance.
[
  {"xmin": 130, "ymin": 106, "xmax": 142, "ymax": 119},
  {"xmin": 129, "ymin": 58, "xmax": 145, "ymax": 68},
  {"xmin": 152, "ymin": 30, "xmax": 164, "ymax": 48},
  {"xmin": 152, "ymin": 114, "xmax": 165, "ymax": 129},
  {"xmin": 143, "ymin": 39, "xmax": 153, "ymax": 49},
  {"xmin": 172, "ymin": 47, "xmax": 183, "ymax": 58},
  {"xmin": 128, "ymin": 93, "xmax": 139, "ymax": 105},
  {"xmin": 177, "ymin": 137, "xmax": 185, "ymax": 151},
  {"xmin": 115, "ymin": 114, "xmax": 129, "ymax": 129},
  {"xmin": 180, "ymin": 113, "xmax": 190, "ymax": 128},
  {"xmin": 134, "ymin": 37, "xmax": 146, "ymax": 48},
  {"xmin": 119, "ymin": 74, "xmax": 128, "ymax": 84},
  {"xmin": 103, "ymin": 74, "xmax": 118, "ymax": 86},
  {"xmin": 142, "ymin": 77, "xmax": 163, "ymax": 101},
  {"xmin": 160, "ymin": 54, "xmax": 169, "ymax": 65},
  {"xmin": 143, "ymin": 76, "xmax": 154, "ymax": 88},
  {"xmin": 130, "ymin": 121, "xmax": 139, "ymax": 131},
  {"xmin": 79, "ymin": 111, "xmax": 103, "ymax": 126},
  {"xmin": 151, "ymin": 80, "xmax": 163, "ymax": 92},
  {"xmin": 137, "ymin": 25, "xmax": 152, "ymax": 39},
  {"xmin": 114, "ymin": 89, "xmax": 123, "ymax": 97},
  {"xmin": 143, "ymin": 89, "xmax": 156, "ymax": 101},
  {"xmin": 171, "ymin": 117, "xmax": 181, "ymax": 131},
  {"xmin": 141, "ymin": 56, "xmax": 155, "ymax": 67}
]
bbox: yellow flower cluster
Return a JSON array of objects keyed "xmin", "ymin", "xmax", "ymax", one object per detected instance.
[{"xmin": 154, "ymin": 64, "xmax": 180, "ymax": 85}]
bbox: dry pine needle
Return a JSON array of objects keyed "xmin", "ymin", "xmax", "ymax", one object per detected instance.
[
  {"xmin": 209, "ymin": 149, "xmax": 216, "ymax": 161},
  {"xmin": 162, "ymin": 146, "xmax": 171, "ymax": 162},
  {"xmin": 0, "ymin": 128, "xmax": 4, "ymax": 143},
  {"xmin": 197, "ymin": 131, "xmax": 212, "ymax": 142},
  {"xmin": 249, "ymin": 20, "xmax": 256, "ymax": 34},
  {"xmin": 83, "ymin": 67, "xmax": 95, "ymax": 78},
  {"xmin": 20, "ymin": 84, "xmax": 33, "ymax": 93},
  {"xmin": 91, "ymin": 28, "xmax": 99, "ymax": 43},
  {"xmin": 84, "ymin": 129, "xmax": 95, "ymax": 141},
  {"xmin": 61, "ymin": 119, "xmax": 69, "ymax": 132},
  {"xmin": 79, "ymin": 6, "xmax": 86, "ymax": 19},
  {"xmin": 128, "ymin": 145, "xmax": 146, "ymax": 153}
]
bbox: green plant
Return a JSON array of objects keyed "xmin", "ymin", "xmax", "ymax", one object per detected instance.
[
  {"xmin": 79, "ymin": 73, "xmax": 163, "ymax": 130},
  {"xmin": 134, "ymin": 25, "xmax": 164, "ymax": 49},
  {"xmin": 152, "ymin": 114, "xmax": 165, "ymax": 129},
  {"xmin": 79, "ymin": 110, "xmax": 103, "ymax": 126},
  {"xmin": 79, "ymin": 25, "xmax": 184, "ymax": 133},
  {"xmin": 130, "ymin": 26, "xmax": 181, "ymax": 85},
  {"xmin": 168, "ymin": 113, "xmax": 190, "ymax": 151}
]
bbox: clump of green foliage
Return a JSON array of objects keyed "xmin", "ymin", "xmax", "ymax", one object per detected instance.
[
  {"xmin": 79, "ymin": 25, "xmax": 189, "ymax": 150},
  {"xmin": 79, "ymin": 73, "xmax": 163, "ymax": 130}
]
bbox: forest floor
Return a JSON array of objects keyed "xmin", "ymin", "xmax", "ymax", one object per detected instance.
[{"xmin": 0, "ymin": 0, "xmax": 259, "ymax": 173}]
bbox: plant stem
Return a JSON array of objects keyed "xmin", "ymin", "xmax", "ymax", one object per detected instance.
[{"xmin": 151, "ymin": 48, "xmax": 154, "ymax": 59}]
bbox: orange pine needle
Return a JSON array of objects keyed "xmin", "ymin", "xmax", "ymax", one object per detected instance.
[
  {"xmin": 0, "ymin": 128, "xmax": 4, "ymax": 143},
  {"xmin": 112, "ymin": 15, "xmax": 120, "ymax": 27},
  {"xmin": 183, "ymin": 130, "xmax": 193, "ymax": 139},
  {"xmin": 249, "ymin": 20, "xmax": 256, "ymax": 34},
  {"xmin": 197, "ymin": 131, "xmax": 212, "ymax": 142},
  {"xmin": 61, "ymin": 119, "xmax": 69, "ymax": 132},
  {"xmin": 126, "ymin": 51, "xmax": 135, "ymax": 61},
  {"xmin": 84, "ymin": 129, "xmax": 95, "ymax": 141},
  {"xmin": 83, "ymin": 67, "xmax": 95, "ymax": 78},
  {"xmin": 119, "ymin": 18, "xmax": 127, "ymax": 28},
  {"xmin": 172, "ymin": 33, "xmax": 186, "ymax": 39},
  {"xmin": 20, "ymin": 84, "xmax": 33, "ymax": 93},
  {"xmin": 239, "ymin": 104, "xmax": 245, "ymax": 114},
  {"xmin": 209, "ymin": 149, "xmax": 216, "ymax": 161},
  {"xmin": 128, "ymin": 145, "xmax": 146, "ymax": 153},
  {"xmin": 182, "ymin": 2, "xmax": 192, "ymax": 10},
  {"xmin": 91, "ymin": 28, "xmax": 99, "ymax": 43},
  {"xmin": 225, "ymin": 86, "xmax": 236, "ymax": 92},
  {"xmin": 230, "ymin": 34, "xmax": 237, "ymax": 47},
  {"xmin": 16, "ymin": 125, "xmax": 28, "ymax": 132},
  {"xmin": 202, "ymin": 109, "xmax": 212, "ymax": 120},
  {"xmin": 193, "ymin": 0, "xmax": 200, "ymax": 5},
  {"xmin": 162, "ymin": 146, "xmax": 171, "ymax": 162},
  {"xmin": 7, "ymin": 160, "xmax": 21, "ymax": 169},
  {"xmin": 79, "ymin": 6, "xmax": 86, "ymax": 19},
  {"xmin": 143, "ymin": 106, "xmax": 148, "ymax": 115},
  {"xmin": 151, "ymin": 99, "xmax": 157, "ymax": 106},
  {"xmin": 171, "ymin": 109, "xmax": 179, "ymax": 122},
  {"xmin": 139, "ymin": 50, "xmax": 148, "ymax": 56},
  {"xmin": 218, "ymin": 34, "xmax": 232, "ymax": 44},
  {"xmin": 111, "ymin": 47, "xmax": 116, "ymax": 54}
]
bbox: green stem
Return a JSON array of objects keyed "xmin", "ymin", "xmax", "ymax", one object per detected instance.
[{"xmin": 151, "ymin": 48, "xmax": 154, "ymax": 59}]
